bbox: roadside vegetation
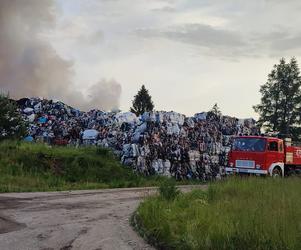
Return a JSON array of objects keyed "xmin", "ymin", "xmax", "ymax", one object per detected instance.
[
  {"xmin": 133, "ymin": 177, "xmax": 301, "ymax": 250},
  {"xmin": 0, "ymin": 141, "xmax": 196, "ymax": 192}
]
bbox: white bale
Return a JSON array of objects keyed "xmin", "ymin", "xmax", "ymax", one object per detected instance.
[
  {"xmin": 172, "ymin": 124, "xmax": 180, "ymax": 135},
  {"xmin": 24, "ymin": 107, "xmax": 34, "ymax": 114},
  {"xmin": 194, "ymin": 112, "xmax": 207, "ymax": 121},
  {"xmin": 34, "ymin": 102, "xmax": 42, "ymax": 112},
  {"xmin": 165, "ymin": 112, "xmax": 185, "ymax": 125},
  {"xmin": 27, "ymin": 114, "xmax": 36, "ymax": 123},
  {"xmin": 82, "ymin": 129, "xmax": 99, "ymax": 140},
  {"xmin": 115, "ymin": 112, "xmax": 138, "ymax": 124}
]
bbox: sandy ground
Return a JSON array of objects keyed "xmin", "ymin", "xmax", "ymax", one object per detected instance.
[{"xmin": 0, "ymin": 185, "xmax": 204, "ymax": 250}]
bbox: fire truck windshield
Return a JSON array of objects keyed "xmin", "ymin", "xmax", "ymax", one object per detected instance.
[{"xmin": 232, "ymin": 138, "xmax": 266, "ymax": 152}]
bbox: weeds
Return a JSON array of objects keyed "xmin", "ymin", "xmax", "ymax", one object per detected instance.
[
  {"xmin": 136, "ymin": 177, "xmax": 301, "ymax": 250},
  {"xmin": 159, "ymin": 178, "xmax": 180, "ymax": 201}
]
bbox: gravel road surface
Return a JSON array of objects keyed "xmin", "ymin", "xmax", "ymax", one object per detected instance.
[{"xmin": 0, "ymin": 185, "xmax": 203, "ymax": 250}]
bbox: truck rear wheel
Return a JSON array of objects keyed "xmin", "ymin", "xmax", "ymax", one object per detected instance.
[{"xmin": 272, "ymin": 167, "xmax": 282, "ymax": 178}]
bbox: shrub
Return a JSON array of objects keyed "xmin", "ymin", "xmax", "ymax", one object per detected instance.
[
  {"xmin": 0, "ymin": 94, "xmax": 26, "ymax": 140},
  {"xmin": 159, "ymin": 178, "xmax": 180, "ymax": 201}
]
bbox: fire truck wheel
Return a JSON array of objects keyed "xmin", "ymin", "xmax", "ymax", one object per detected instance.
[{"xmin": 272, "ymin": 167, "xmax": 282, "ymax": 178}]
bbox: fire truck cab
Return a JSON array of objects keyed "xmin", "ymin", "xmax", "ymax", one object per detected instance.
[{"xmin": 226, "ymin": 136, "xmax": 301, "ymax": 177}]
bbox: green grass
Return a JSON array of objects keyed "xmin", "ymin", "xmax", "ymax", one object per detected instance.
[
  {"xmin": 134, "ymin": 177, "xmax": 301, "ymax": 250},
  {"xmin": 0, "ymin": 140, "xmax": 194, "ymax": 192}
]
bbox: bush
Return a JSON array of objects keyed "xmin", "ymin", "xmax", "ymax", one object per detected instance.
[
  {"xmin": 0, "ymin": 94, "xmax": 26, "ymax": 140},
  {"xmin": 159, "ymin": 179, "xmax": 180, "ymax": 201}
]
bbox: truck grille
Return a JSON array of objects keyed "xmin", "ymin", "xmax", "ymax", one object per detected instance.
[{"xmin": 235, "ymin": 160, "xmax": 255, "ymax": 169}]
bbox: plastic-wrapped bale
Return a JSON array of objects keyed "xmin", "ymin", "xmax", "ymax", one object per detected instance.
[
  {"xmin": 150, "ymin": 159, "xmax": 164, "ymax": 174},
  {"xmin": 122, "ymin": 144, "xmax": 139, "ymax": 167},
  {"xmin": 142, "ymin": 111, "xmax": 169, "ymax": 123},
  {"xmin": 185, "ymin": 117, "xmax": 195, "ymax": 127},
  {"xmin": 154, "ymin": 111, "xmax": 164, "ymax": 123},
  {"xmin": 131, "ymin": 144, "xmax": 140, "ymax": 157},
  {"xmin": 151, "ymin": 160, "xmax": 159, "ymax": 173},
  {"xmin": 27, "ymin": 114, "xmax": 35, "ymax": 123},
  {"xmin": 188, "ymin": 150, "xmax": 201, "ymax": 173},
  {"xmin": 115, "ymin": 112, "xmax": 138, "ymax": 125},
  {"xmin": 237, "ymin": 119, "xmax": 245, "ymax": 126},
  {"xmin": 82, "ymin": 129, "xmax": 99, "ymax": 141},
  {"xmin": 137, "ymin": 156, "xmax": 146, "ymax": 172},
  {"xmin": 210, "ymin": 155, "xmax": 219, "ymax": 164},
  {"xmin": 97, "ymin": 138, "xmax": 109, "ymax": 148},
  {"xmin": 162, "ymin": 160, "xmax": 171, "ymax": 177},
  {"xmin": 141, "ymin": 112, "xmax": 156, "ymax": 122},
  {"xmin": 23, "ymin": 107, "xmax": 34, "ymax": 114},
  {"xmin": 188, "ymin": 150, "xmax": 201, "ymax": 162},
  {"xmin": 140, "ymin": 112, "xmax": 149, "ymax": 122},
  {"xmin": 164, "ymin": 111, "xmax": 185, "ymax": 125},
  {"xmin": 136, "ymin": 122, "xmax": 147, "ymax": 133},
  {"xmin": 132, "ymin": 122, "xmax": 147, "ymax": 143},
  {"xmin": 122, "ymin": 144, "xmax": 132, "ymax": 158},
  {"xmin": 166, "ymin": 123, "xmax": 173, "ymax": 135},
  {"xmin": 166, "ymin": 123, "xmax": 181, "ymax": 135},
  {"xmin": 38, "ymin": 116, "xmax": 48, "ymax": 124},
  {"xmin": 34, "ymin": 102, "xmax": 42, "ymax": 112},
  {"xmin": 171, "ymin": 124, "xmax": 180, "ymax": 135},
  {"xmin": 194, "ymin": 112, "xmax": 207, "ymax": 121}
]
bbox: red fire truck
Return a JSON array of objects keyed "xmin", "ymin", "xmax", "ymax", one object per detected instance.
[{"xmin": 226, "ymin": 135, "xmax": 301, "ymax": 177}]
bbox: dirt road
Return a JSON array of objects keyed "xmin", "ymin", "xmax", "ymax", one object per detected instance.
[{"xmin": 0, "ymin": 185, "xmax": 203, "ymax": 250}]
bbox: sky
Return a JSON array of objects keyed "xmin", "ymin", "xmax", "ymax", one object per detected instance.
[{"xmin": 2, "ymin": 0, "xmax": 301, "ymax": 118}]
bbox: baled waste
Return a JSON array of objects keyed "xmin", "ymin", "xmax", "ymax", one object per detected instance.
[{"xmin": 16, "ymin": 97, "xmax": 258, "ymax": 181}]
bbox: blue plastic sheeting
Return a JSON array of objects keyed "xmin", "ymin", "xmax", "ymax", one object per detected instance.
[
  {"xmin": 24, "ymin": 136, "xmax": 34, "ymax": 142},
  {"xmin": 38, "ymin": 117, "xmax": 48, "ymax": 124}
]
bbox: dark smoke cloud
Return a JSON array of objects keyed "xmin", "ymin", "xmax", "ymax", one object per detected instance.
[{"xmin": 0, "ymin": 0, "xmax": 121, "ymax": 111}]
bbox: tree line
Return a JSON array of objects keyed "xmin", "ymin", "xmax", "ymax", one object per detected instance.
[{"xmin": 1, "ymin": 57, "xmax": 301, "ymax": 140}]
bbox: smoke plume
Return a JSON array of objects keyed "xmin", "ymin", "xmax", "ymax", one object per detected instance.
[{"xmin": 0, "ymin": 0, "xmax": 121, "ymax": 111}]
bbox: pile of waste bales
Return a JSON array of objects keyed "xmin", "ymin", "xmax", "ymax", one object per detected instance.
[{"xmin": 17, "ymin": 97, "xmax": 259, "ymax": 181}]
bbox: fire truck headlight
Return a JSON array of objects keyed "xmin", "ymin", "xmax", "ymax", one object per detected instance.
[{"xmin": 256, "ymin": 164, "xmax": 261, "ymax": 169}]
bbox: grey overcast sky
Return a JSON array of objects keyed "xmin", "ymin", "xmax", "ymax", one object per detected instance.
[{"xmin": 2, "ymin": 0, "xmax": 301, "ymax": 118}]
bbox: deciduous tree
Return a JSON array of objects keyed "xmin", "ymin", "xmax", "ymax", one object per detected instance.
[{"xmin": 254, "ymin": 58, "xmax": 301, "ymax": 138}]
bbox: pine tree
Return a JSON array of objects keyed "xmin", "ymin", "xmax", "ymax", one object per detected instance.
[
  {"xmin": 207, "ymin": 103, "xmax": 222, "ymax": 120},
  {"xmin": 253, "ymin": 58, "xmax": 301, "ymax": 138},
  {"xmin": 211, "ymin": 103, "xmax": 222, "ymax": 116},
  {"xmin": 130, "ymin": 85, "xmax": 154, "ymax": 116},
  {"xmin": 0, "ymin": 94, "xmax": 26, "ymax": 140}
]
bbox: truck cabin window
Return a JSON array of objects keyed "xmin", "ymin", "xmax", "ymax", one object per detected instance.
[
  {"xmin": 268, "ymin": 141, "xmax": 278, "ymax": 152},
  {"xmin": 279, "ymin": 142, "xmax": 283, "ymax": 152},
  {"xmin": 232, "ymin": 138, "xmax": 266, "ymax": 152}
]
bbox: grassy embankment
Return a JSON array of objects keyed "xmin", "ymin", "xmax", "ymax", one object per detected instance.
[
  {"xmin": 0, "ymin": 141, "xmax": 193, "ymax": 192},
  {"xmin": 133, "ymin": 177, "xmax": 301, "ymax": 250}
]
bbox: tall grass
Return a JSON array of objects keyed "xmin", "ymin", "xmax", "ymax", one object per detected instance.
[
  {"xmin": 0, "ymin": 140, "xmax": 172, "ymax": 192},
  {"xmin": 135, "ymin": 177, "xmax": 301, "ymax": 250}
]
